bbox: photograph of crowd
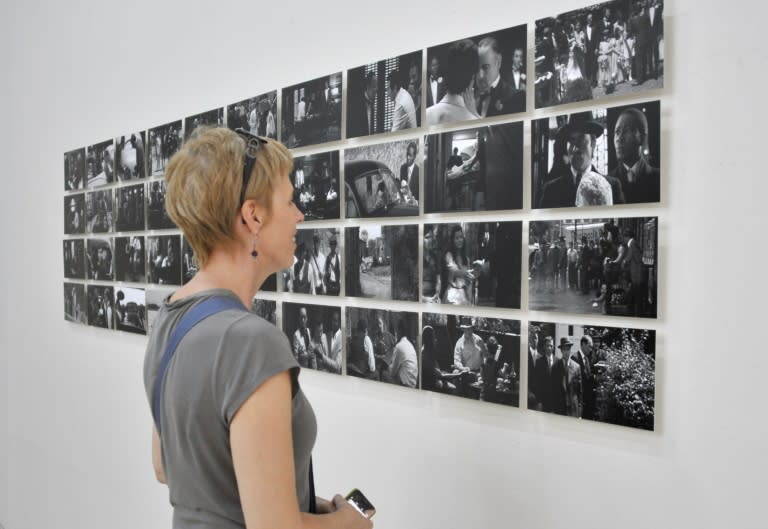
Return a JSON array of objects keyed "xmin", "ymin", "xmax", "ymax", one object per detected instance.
[
  {"xmin": 146, "ymin": 180, "xmax": 176, "ymax": 230},
  {"xmin": 532, "ymin": 102, "xmax": 660, "ymax": 209},
  {"xmin": 426, "ymin": 24, "xmax": 527, "ymax": 126},
  {"xmin": 283, "ymin": 228, "xmax": 341, "ymax": 296},
  {"xmin": 282, "ymin": 73, "xmax": 342, "ymax": 148},
  {"xmin": 345, "ymin": 225, "xmax": 418, "ymax": 302},
  {"xmin": 63, "ymin": 239, "xmax": 85, "ymax": 279},
  {"xmin": 345, "ymin": 307, "xmax": 419, "ymax": 387},
  {"xmin": 115, "ymin": 132, "xmax": 147, "ymax": 182},
  {"xmin": 184, "ymin": 108, "xmax": 224, "ymax": 140},
  {"xmin": 423, "ymin": 221, "xmax": 521, "ymax": 309},
  {"xmin": 64, "ymin": 147, "xmax": 86, "ymax": 191},
  {"xmin": 529, "ymin": 217, "xmax": 658, "ymax": 318},
  {"xmin": 535, "ymin": 0, "xmax": 663, "ymax": 108},
  {"xmin": 146, "ymin": 288, "xmax": 173, "ymax": 335},
  {"xmin": 86, "ymin": 140, "xmax": 115, "ymax": 188},
  {"xmin": 251, "ymin": 299, "xmax": 277, "ymax": 326},
  {"xmin": 147, "ymin": 235, "xmax": 181, "ymax": 285},
  {"xmin": 283, "ymin": 302, "xmax": 342, "ymax": 375},
  {"xmin": 87, "ymin": 285, "xmax": 115, "ymax": 330},
  {"xmin": 181, "ymin": 237, "xmax": 199, "ymax": 285},
  {"xmin": 347, "ymin": 50, "xmax": 422, "ymax": 138},
  {"xmin": 226, "ymin": 91, "xmax": 278, "ymax": 139},
  {"xmin": 86, "ymin": 238, "xmax": 113, "ymax": 281},
  {"xmin": 115, "ymin": 236, "xmax": 145, "ymax": 283},
  {"xmin": 115, "ymin": 184, "xmax": 145, "ymax": 232},
  {"xmin": 148, "ymin": 120, "xmax": 183, "ymax": 176},
  {"xmin": 64, "ymin": 194, "xmax": 85, "ymax": 235},
  {"xmin": 422, "ymin": 313, "xmax": 520, "ymax": 406},
  {"xmin": 115, "ymin": 287, "xmax": 147, "ymax": 335},
  {"xmin": 86, "ymin": 190, "xmax": 114, "ymax": 233},
  {"xmin": 424, "ymin": 121, "xmax": 523, "ymax": 213},
  {"xmin": 64, "ymin": 283, "xmax": 87, "ymax": 324},
  {"xmin": 344, "ymin": 139, "xmax": 420, "ymax": 218},
  {"xmin": 290, "ymin": 151, "xmax": 340, "ymax": 221},
  {"xmin": 527, "ymin": 322, "xmax": 655, "ymax": 430}
]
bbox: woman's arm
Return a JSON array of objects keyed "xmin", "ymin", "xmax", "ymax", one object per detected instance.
[
  {"xmin": 151, "ymin": 425, "xmax": 166, "ymax": 484},
  {"xmin": 231, "ymin": 371, "xmax": 372, "ymax": 529}
]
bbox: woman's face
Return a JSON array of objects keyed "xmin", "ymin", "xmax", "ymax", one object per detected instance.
[
  {"xmin": 258, "ymin": 174, "xmax": 304, "ymax": 271},
  {"xmin": 453, "ymin": 229, "xmax": 465, "ymax": 250}
]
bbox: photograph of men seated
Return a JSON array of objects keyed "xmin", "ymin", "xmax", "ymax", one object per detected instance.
[
  {"xmin": 282, "ymin": 73, "xmax": 342, "ymax": 148},
  {"xmin": 283, "ymin": 229, "xmax": 341, "ymax": 296},
  {"xmin": 346, "ymin": 307, "xmax": 419, "ymax": 388},
  {"xmin": 347, "ymin": 50, "xmax": 421, "ymax": 138},
  {"xmin": 290, "ymin": 151, "xmax": 340, "ymax": 221},
  {"xmin": 529, "ymin": 217, "xmax": 657, "ymax": 318},
  {"xmin": 64, "ymin": 283, "xmax": 87, "ymax": 324},
  {"xmin": 345, "ymin": 225, "xmax": 418, "ymax": 302},
  {"xmin": 527, "ymin": 322, "xmax": 655, "ymax": 431},
  {"xmin": 534, "ymin": 0, "xmax": 663, "ymax": 109},
  {"xmin": 422, "ymin": 221, "xmax": 521, "ymax": 308},
  {"xmin": 114, "ymin": 287, "xmax": 147, "ymax": 335},
  {"xmin": 227, "ymin": 92, "xmax": 278, "ymax": 139},
  {"xmin": 532, "ymin": 102, "xmax": 660, "ymax": 209},
  {"xmin": 426, "ymin": 24, "xmax": 527, "ymax": 126},
  {"xmin": 344, "ymin": 139, "xmax": 420, "ymax": 219},
  {"xmin": 283, "ymin": 302, "xmax": 342, "ymax": 375},
  {"xmin": 422, "ymin": 314, "xmax": 520, "ymax": 407},
  {"xmin": 424, "ymin": 121, "xmax": 523, "ymax": 213}
]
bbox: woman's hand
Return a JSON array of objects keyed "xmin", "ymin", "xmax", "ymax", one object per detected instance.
[
  {"xmin": 315, "ymin": 496, "xmax": 337, "ymax": 515},
  {"xmin": 331, "ymin": 494, "xmax": 374, "ymax": 528}
]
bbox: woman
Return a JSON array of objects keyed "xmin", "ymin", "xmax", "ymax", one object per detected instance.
[
  {"xmin": 442, "ymin": 225, "xmax": 474, "ymax": 305},
  {"xmin": 426, "ymin": 39, "xmax": 480, "ymax": 125},
  {"xmin": 143, "ymin": 127, "xmax": 371, "ymax": 529}
]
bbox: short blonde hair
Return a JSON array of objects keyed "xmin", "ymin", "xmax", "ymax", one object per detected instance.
[{"xmin": 165, "ymin": 126, "xmax": 292, "ymax": 268}]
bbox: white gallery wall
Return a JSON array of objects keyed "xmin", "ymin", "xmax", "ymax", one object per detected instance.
[{"xmin": 2, "ymin": 0, "xmax": 768, "ymax": 528}]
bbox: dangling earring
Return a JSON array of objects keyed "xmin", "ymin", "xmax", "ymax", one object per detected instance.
[{"xmin": 251, "ymin": 235, "xmax": 259, "ymax": 258}]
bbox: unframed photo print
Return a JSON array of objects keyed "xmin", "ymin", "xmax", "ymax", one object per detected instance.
[
  {"xmin": 290, "ymin": 151, "xmax": 341, "ymax": 221},
  {"xmin": 282, "ymin": 73, "xmax": 342, "ymax": 148},
  {"xmin": 283, "ymin": 302, "xmax": 343, "ymax": 375},
  {"xmin": 64, "ymin": 282, "xmax": 87, "ymax": 324},
  {"xmin": 115, "ymin": 236, "xmax": 146, "ymax": 283},
  {"xmin": 86, "ymin": 139, "xmax": 115, "ymax": 188},
  {"xmin": 184, "ymin": 108, "xmax": 224, "ymax": 140},
  {"xmin": 115, "ymin": 286, "xmax": 147, "ymax": 335},
  {"xmin": 115, "ymin": 183, "xmax": 145, "ymax": 232},
  {"xmin": 64, "ymin": 193, "xmax": 85, "ymax": 235},
  {"xmin": 87, "ymin": 285, "xmax": 115, "ymax": 330},
  {"xmin": 86, "ymin": 238, "xmax": 114, "ymax": 281},
  {"xmin": 115, "ymin": 132, "xmax": 147, "ymax": 182},
  {"xmin": 227, "ymin": 92, "xmax": 278, "ymax": 139},
  {"xmin": 86, "ymin": 189, "xmax": 114, "ymax": 233},
  {"xmin": 64, "ymin": 147, "xmax": 86, "ymax": 191},
  {"xmin": 63, "ymin": 239, "xmax": 86, "ymax": 279},
  {"xmin": 147, "ymin": 235, "xmax": 181, "ymax": 286},
  {"xmin": 146, "ymin": 180, "xmax": 176, "ymax": 230},
  {"xmin": 148, "ymin": 120, "xmax": 183, "ymax": 176},
  {"xmin": 283, "ymin": 228, "xmax": 341, "ymax": 296}
]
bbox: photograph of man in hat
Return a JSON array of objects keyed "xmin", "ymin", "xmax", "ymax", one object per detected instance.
[
  {"xmin": 558, "ymin": 336, "xmax": 584, "ymax": 418},
  {"xmin": 453, "ymin": 316, "xmax": 488, "ymax": 372},
  {"xmin": 537, "ymin": 111, "xmax": 625, "ymax": 209}
]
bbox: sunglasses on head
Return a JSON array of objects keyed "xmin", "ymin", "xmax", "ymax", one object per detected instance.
[{"xmin": 234, "ymin": 128, "xmax": 269, "ymax": 206}]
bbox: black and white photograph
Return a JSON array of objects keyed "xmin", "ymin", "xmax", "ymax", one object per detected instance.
[
  {"xmin": 86, "ymin": 285, "xmax": 115, "ymax": 330},
  {"xmin": 86, "ymin": 237, "xmax": 114, "ymax": 281},
  {"xmin": 532, "ymin": 102, "xmax": 660, "ymax": 209},
  {"xmin": 115, "ymin": 184, "xmax": 145, "ymax": 232},
  {"xmin": 534, "ymin": 0, "xmax": 664, "ymax": 109},
  {"xmin": 283, "ymin": 228, "xmax": 341, "ymax": 296},
  {"xmin": 146, "ymin": 180, "xmax": 176, "ymax": 230},
  {"xmin": 64, "ymin": 147, "xmax": 86, "ymax": 191},
  {"xmin": 290, "ymin": 151, "xmax": 340, "ymax": 221},
  {"xmin": 64, "ymin": 282, "xmax": 87, "ymax": 324},
  {"xmin": 115, "ymin": 132, "xmax": 147, "ymax": 182},
  {"xmin": 148, "ymin": 120, "xmax": 183, "ymax": 176},
  {"xmin": 181, "ymin": 237, "xmax": 199, "ymax": 285},
  {"xmin": 184, "ymin": 108, "xmax": 224, "ymax": 140},
  {"xmin": 345, "ymin": 307, "xmax": 419, "ymax": 387},
  {"xmin": 426, "ymin": 24, "xmax": 527, "ymax": 126},
  {"xmin": 261, "ymin": 274, "xmax": 278, "ymax": 293},
  {"xmin": 226, "ymin": 92, "xmax": 278, "ymax": 139},
  {"xmin": 344, "ymin": 139, "xmax": 420, "ymax": 218},
  {"xmin": 146, "ymin": 288, "xmax": 173, "ymax": 334},
  {"xmin": 114, "ymin": 287, "xmax": 147, "ymax": 335},
  {"xmin": 346, "ymin": 50, "xmax": 422, "ymax": 138},
  {"xmin": 282, "ymin": 302, "xmax": 342, "ymax": 375},
  {"xmin": 86, "ymin": 189, "xmax": 114, "ymax": 233},
  {"xmin": 527, "ymin": 322, "xmax": 655, "ymax": 430},
  {"xmin": 345, "ymin": 225, "xmax": 418, "ymax": 302},
  {"xmin": 251, "ymin": 299, "xmax": 277, "ymax": 326},
  {"xmin": 115, "ymin": 236, "xmax": 145, "ymax": 283},
  {"xmin": 282, "ymin": 73, "xmax": 342, "ymax": 148},
  {"xmin": 422, "ymin": 313, "xmax": 520, "ymax": 407},
  {"xmin": 63, "ymin": 239, "xmax": 85, "ymax": 279},
  {"xmin": 423, "ymin": 221, "xmax": 522, "ymax": 309},
  {"xmin": 64, "ymin": 194, "xmax": 85, "ymax": 235},
  {"xmin": 147, "ymin": 235, "xmax": 181, "ymax": 285},
  {"xmin": 424, "ymin": 121, "xmax": 523, "ymax": 213},
  {"xmin": 528, "ymin": 217, "xmax": 658, "ymax": 318},
  {"xmin": 86, "ymin": 139, "xmax": 115, "ymax": 188}
]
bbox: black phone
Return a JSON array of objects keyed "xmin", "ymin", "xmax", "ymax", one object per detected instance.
[{"xmin": 345, "ymin": 488, "xmax": 376, "ymax": 519}]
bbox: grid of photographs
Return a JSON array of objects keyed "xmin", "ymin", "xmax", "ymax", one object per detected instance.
[{"xmin": 63, "ymin": 2, "xmax": 665, "ymax": 432}]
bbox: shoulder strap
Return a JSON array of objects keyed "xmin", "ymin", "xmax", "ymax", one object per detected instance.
[{"xmin": 152, "ymin": 296, "xmax": 246, "ymax": 433}]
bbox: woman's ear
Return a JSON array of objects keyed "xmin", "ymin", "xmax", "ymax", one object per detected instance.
[{"xmin": 240, "ymin": 199, "xmax": 266, "ymax": 235}]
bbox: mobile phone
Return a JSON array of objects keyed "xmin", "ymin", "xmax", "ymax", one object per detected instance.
[{"xmin": 345, "ymin": 488, "xmax": 376, "ymax": 519}]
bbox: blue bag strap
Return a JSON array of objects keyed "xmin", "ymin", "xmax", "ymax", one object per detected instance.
[{"xmin": 152, "ymin": 296, "xmax": 246, "ymax": 433}]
